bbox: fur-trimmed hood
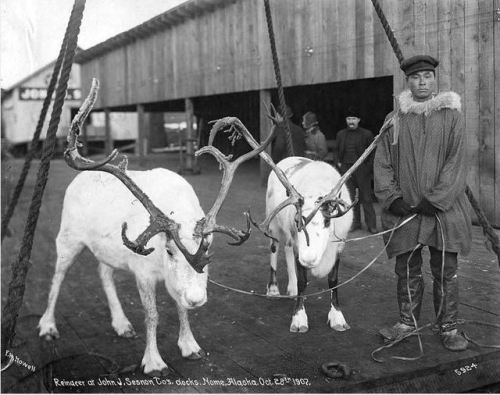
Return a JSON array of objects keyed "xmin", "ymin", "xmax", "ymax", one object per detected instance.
[{"xmin": 398, "ymin": 90, "xmax": 461, "ymax": 115}]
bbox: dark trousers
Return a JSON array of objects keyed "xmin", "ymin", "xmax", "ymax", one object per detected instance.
[
  {"xmin": 395, "ymin": 246, "xmax": 459, "ymax": 331},
  {"xmin": 340, "ymin": 163, "xmax": 376, "ymax": 229}
]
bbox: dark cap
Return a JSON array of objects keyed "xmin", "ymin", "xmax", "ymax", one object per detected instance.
[
  {"xmin": 400, "ymin": 55, "xmax": 439, "ymax": 76},
  {"xmin": 302, "ymin": 111, "xmax": 318, "ymax": 128},
  {"xmin": 345, "ymin": 106, "xmax": 360, "ymax": 118}
]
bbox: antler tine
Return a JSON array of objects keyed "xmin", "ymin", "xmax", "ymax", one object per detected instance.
[
  {"xmin": 66, "ymin": 79, "xmax": 210, "ymax": 273},
  {"xmin": 302, "ymin": 116, "xmax": 394, "ymax": 228},
  {"xmin": 225, "ymin": 117, "xmax": 308, "ymax": 234},
  {"xmin": 195, "ymin": 118, "xmax": 276, "ymax": 243}
]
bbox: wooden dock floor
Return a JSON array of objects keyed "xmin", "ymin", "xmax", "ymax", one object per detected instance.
[{"xmin": 2, "ymin": 155, "xmax": 500, "ymax": 393}]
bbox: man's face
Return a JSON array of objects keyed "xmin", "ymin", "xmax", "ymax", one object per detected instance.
[
  {"xmin": 346, "ymin": 117, "xmax": 360, "ymax": 129},
  {"xmin": 407, "ymin": 70, "xmax": 436, "ymax": 101}
]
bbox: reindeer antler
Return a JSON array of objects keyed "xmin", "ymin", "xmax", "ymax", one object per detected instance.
[
  {"xmin": 66, "ymin": 79, "xmax": 210, "ymax": 273},
  {"xmin": 302, "ymin": 116, "xmax": 394, "ymax": 227}
]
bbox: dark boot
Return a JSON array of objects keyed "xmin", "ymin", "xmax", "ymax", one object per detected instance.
[
  {"xmin": 430, "ymin": 247, "xmax": 468, "ymax": 351},
  {"xmin": 380, "ymin": 250, "xmax": 424, "ymax": 341}
]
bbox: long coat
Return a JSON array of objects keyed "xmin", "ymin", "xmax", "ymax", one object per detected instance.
[{"xmin": 374, "ymin": 90, "xmax": 472, "ymax": 258}]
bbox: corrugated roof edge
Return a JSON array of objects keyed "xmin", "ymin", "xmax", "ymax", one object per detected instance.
[{"xmin": 74, "ymin": 0, "xmax": 230, "ymax": 64}]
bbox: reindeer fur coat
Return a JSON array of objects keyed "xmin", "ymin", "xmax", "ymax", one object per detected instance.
[{"xmin": 374, "ymin": 90, "xmax": 472, "ymax": 258}]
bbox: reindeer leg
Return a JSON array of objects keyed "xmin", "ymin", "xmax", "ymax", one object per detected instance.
[
  {"xmin": 267, "ymin": 239, "xmax": 281, "ymax": 296},
  {"xmin": 136, "ymin": 275, "xmax": 168, "ymax": 376},
  {"xmin": 98, "ymin": 263, "xmax": 136, "ymax": 338},
  {"xmin": 176, "ymin": 302, "xmax": 205, "ymax": 360},
  {"xmin": 290, "ymin": 256, "xmax": 308, "ymax": 333},
  {"xmin": 285, "ymin": 241, "xmax": 298, "ymax": 296},
  {"xmin": 327, "ymin": 256, "xmax": 350, "ymax": 331},
  {"xmin": 39, "ymin": 238, "xmax": 84, "ymax": 340}
]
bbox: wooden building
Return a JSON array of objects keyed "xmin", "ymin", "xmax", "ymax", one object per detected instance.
[{"xmin": 75, "ymin": 0, "xmax": 499, "ymax": 226}]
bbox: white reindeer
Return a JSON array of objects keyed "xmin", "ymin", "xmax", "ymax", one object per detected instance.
[
  {"xmin": 38, "ymin": 169, "xmax": 211, "ymax": 375},
  {"xmin": 39, "ymin": 79, "xmax": 268, "ymax": 376},
  {"xmin": 265, "ymin": 156, "xmax": 354, "ymax": 333}
]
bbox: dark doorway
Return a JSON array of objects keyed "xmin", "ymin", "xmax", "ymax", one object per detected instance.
[
  {"xmin": 194, "ymin": 91, "xmax": 260, "ymax": 157},
  {"xmin": 272, "ymin": 76, "xmax": 394, "ymax": 140}
]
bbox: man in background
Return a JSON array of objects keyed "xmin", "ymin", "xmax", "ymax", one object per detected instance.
[
  {"xmin": 337, "ymin": 107, "xmax": 377, "ymax": 233},
  {"xmin": 302, "ymin": 111, "xmax": 328, "ymax": 161}
]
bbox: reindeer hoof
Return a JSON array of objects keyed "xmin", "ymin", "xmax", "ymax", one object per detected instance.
[
  {"xmin": 120, "ymin": 328, "xmax": 137, "ymax": 338},
  {"xmin": 331, "ymin": 323, "xmax": 350, "ymax": 332},
  {"xmin": 39, "ymin": 325, "xmax": 60, "ymax": 341},
  {"xmin": 266, "ymin": 284, "xmax": 280, "ymax": 296},
  {"xmin": 145, "ymin": 367, "xmax": 170, "ymax": 377},
  {"xmin": 290, "ymin": 324, "xmax": 309, "ymax": 333},
  {"xmin": 186, "ymin": 349, "xmax": 206, "ymax": 360}
]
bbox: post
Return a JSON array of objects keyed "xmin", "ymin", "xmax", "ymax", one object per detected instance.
[
  {"xmin": 136, "ymin": 104, "xmax": 146, "ymax": 166},
  {"xmin": 259, "ymin": 89, "xmax": 272, "ymax": 186},
  {"xmin": 104, "ymin": 108, "xmax": 113, "ymax": 155},
  {"xmin": 179, "ymin": 97, "xmax": 200, "ymax": 174}
]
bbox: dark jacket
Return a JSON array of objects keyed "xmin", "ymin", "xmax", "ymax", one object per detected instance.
[{"xmin": 336, "ymin": 126, "xmax": 374, "ymax": 166}]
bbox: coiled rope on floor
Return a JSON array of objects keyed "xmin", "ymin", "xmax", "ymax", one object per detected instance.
[
  {"xmin": 1, "ymin": 0, "xmax": 86, "ymax": 359},
  {"xmin": 263, "ymin": 0, "xmax": 294, "ymax": 157}
]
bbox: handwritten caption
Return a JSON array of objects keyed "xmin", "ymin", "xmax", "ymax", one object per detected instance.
[{"xmin": 53, "ymin": 376, "xmax": 311, "ymax": 388}]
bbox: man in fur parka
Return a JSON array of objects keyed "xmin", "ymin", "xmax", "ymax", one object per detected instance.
[{"xmin": 374, "ymin": 55, "xmax": 471, "ymax": 351}]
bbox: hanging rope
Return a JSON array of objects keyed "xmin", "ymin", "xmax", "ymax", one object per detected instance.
[
  {"xmin": 369, "ymin": 0, "xmax": 499, "ymax": 267},
  {"xmin": 1, "ymin": 0, "xmax": 86, "ymax": 357},
  {"xmin": 263, "ymin": 0, "xmax": 294, "ymax": 157},
  {"xmin": 1, "ymin": 13, "xmax": 72, "ymax": 242}
]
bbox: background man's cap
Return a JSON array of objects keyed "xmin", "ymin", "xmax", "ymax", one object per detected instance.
[
  {"xmin": 345, "ymin": 106, "xmax": 360, "ymax": 118},
  {"xmin": 302, "ymin": 111, "xmax": 318, "ymax": 128},
  {"xmin": 400, "ymin": 55, "xmax": 439, "ymax": 76}
]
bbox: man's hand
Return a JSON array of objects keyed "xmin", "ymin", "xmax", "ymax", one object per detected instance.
[
  {"xmin": 389, "ymin": 198, "xmax": 414, "ymax": 216},
  {"xmin": 415, "ymin": 198, "xmax": 439, "ymax": 216}
]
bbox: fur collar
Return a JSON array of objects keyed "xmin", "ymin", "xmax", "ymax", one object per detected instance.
[{"xmin": 398, "ymin": 90, "xmax": 461, "ymax": 115}]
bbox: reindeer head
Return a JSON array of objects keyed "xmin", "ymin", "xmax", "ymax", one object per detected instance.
[{"xmin": 65, "ymin": 79, "xmax": 276, "ymax": 274}]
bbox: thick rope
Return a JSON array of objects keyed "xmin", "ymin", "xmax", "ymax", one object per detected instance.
[
  {"xmin": 369, "ymin": 0, "xmax": 405, "ymax": 64},
  {"xmin": 1, "ymin": 14, "xmax": 71, "ymax": 241},
  {"xmin": 370, "ymin": 0, "xmax": 499, "ymax": 267},
  {"xmin": 263, "ymin": 0, "xmax": 294, "ymax": 157},
  {"xmin": 1, "ymin": 0, "xmax": 86, "ymax": 356}
]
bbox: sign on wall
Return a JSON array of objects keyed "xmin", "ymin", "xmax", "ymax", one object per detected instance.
[{"xmin": 19, "ymin": 87, "xmax": 82, "ymax": 101}]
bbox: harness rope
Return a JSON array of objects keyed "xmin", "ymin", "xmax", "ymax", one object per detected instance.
[
  {"xmin": 263, "ymin": 0, "xmax": 294, "ymax": 157},
  {"xmin": 209, "ymin": 215, "xmax": 416, "ymax": 299},
  {"xmin": 0, "ymin": 0, "xmax": 86, "ymax": 359}
]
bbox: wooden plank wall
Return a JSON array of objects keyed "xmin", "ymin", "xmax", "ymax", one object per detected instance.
[{"xmin": 79, "ymin": 0, "xmax": 498, "ymax": 225}]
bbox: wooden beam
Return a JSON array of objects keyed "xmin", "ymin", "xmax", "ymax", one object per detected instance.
[
  {"xmin": 495, "ymin": 0, "xmax": 500, "ymax": 226},
  {"xmin": 259, "ymin": 89, "xmax": 272, "ymax": 186},
  {"xmin": 104, "ymin": 108, "xmax": 113, "ymax": 154},
  {"xmin": 136, "ymin": 104, "xmax": 146, "ymax": 165},
  {"xmin": 478, "ymin": 0, "xmax": 495, "ymax": 223}
]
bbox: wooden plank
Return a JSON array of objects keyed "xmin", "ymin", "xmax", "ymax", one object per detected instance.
[
  {"xmin": 414, "ymin": 0, "xmax": 426, "ymax": 52},
  {"xmin": 425, "ymin": 0, "xmax": 439, "ymax": 59},
  {"xmin": 104, "ymin": 108, "xmax": 112, "ymax": 154},
  {"xmin": 464, "ymin": 0, "xmax": 481, "ymax": 198},
  {"xmin": 437, "ymin": 0, "xmax": 452, "ymax": 91},
  {"xmin": 363, "ymin": 0, "xmax": 375, "ymax": 78},
  {"xmin": 495, "ymin": 0, "xmax": 500, "ymax": 226},
  {"xmin": 478, "ymin": 0, "xmax": 495, "ymax": 222},
  {"xmin": 337, "ymin": 0, "xmax": 356, "ymax": 81},
  {"xmin": 355, "ymin": 0, "xmax": 366, "ymax": 79},
  {"xmin": 324, "ymin": 0, "xmax": 339, "ymax": 82},
  {"xmin": 450, "ymin": 0, "xmax": 466, "ymax": 98}
]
